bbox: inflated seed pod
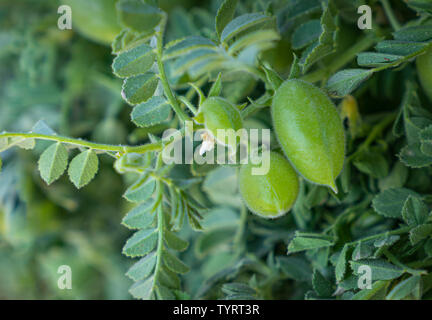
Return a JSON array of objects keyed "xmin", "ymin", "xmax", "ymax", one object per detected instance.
[
  {"xmin": 195, "ymin": 97, "xmax": 244, "ymax": 153},
  {"xmin": 238, "ymin": 151, "xmax": 299, "ymax": 218},
  {"xmin": 417, "ymin": 47, "xmax": 432, "ymax": 102},
  {"xmin": 272, "ymin": 79, "xmax": 345, "ymax": 192}
]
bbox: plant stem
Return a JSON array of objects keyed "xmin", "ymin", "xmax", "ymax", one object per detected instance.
[
  {"xmin": 347, "ymin": 226, "xmax": 411, "ymax": 246},
  {"xmin": 0, "ymin": 132, "xmax": 163, "ymax": 154},
  {"xmin": 380, "ymin": 0, "xmax": 401, "ymax": 31},
  {"xmin": 155, "ymin": 22, "xmax": 191, "ymax": 124},
  {"xmin": 347, "ymin": 112, "xmax": 396, "ymax": 161}
]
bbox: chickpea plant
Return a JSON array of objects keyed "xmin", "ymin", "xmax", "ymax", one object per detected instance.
[{"xmin": 2, "ymin": 0, "xmax": 432, "ymax": 300}]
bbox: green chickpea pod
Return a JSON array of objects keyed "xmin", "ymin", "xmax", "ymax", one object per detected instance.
[{"xmin": 272, "ymin": 79, "xmax": 345, "ymax": 192}]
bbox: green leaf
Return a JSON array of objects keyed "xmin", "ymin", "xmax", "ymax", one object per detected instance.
[
  {"xmin": 121, "ymin": 73, "xmax": 159, "ymax": 105},
  {"xmin": 387, "ymin": 276, "xmax": 422, "ymax": 300},
  {"xmin": 291, "ymin": 19, "xmax": 321, "ymax": 50},
  {"xmin": 277, "ymin": 256, "xmax": 312, "ymax": 282},
  {"xmin": 376, "ymin": 41, "xmax": 428, "ymax": 56},
  {"xmin": 335, "ymin": 245, "xmax": 349, "ymax": 283},
  {"xmin": 215, "ymin": 0, "xmax": 238, "ymax": 41},
  {"xmin": 399, "ymin": 143, "xmax": 432, "ymax": 168},
  {"xmin": 351, "ymin": 259, "xmax": 404, "ymax": 281},
  {"xmin": 123, "ymin": 176, "xmax": 156, "ymax": 203},
  {"xmin": 38, "ymin": 142, "xmax": 68, "ymax": 185},
  {"xmin": 372, "ymin": 188, "xmax": 420, "ymax": 219},
  {"xmin": 162, "ymin": 250, "xmax": 189, "ymax": 274},
  {"xmin": 393, "ymin": 25, "xmax": 432, "ymax": 42},
  {"xmin": 282, "ymin": 0, "xmax": 321, "ymax": 21},
  {"xmin": 123, "ymin": 229, "xmax": 158, "ymax": 257},
  {"xmin": 112, "ymin": 43, "xmax": 156, "ymax": 78},
  {"xmin": 402, "ymin": 196, "xmax": 429, "ymax": 226},
  {"xmin": 122, "ymin": 201, "xmax": 156, "ymax": 229},
  {"xmin": 131, "ymin": 96, "xmax": 171, "ymax": 128},
  {"xmin": 164, "ymin": 231, "xmax": 189, "ymax": 252},
  {"xmin": 287, "ymin": 233, "xmax": 334, "ymax": 253},
  {"xmin": 351, "ymin": 280, "xmax": 389, "ymax": 300},
  {"xmin": 163, "ymin": 36, "xmax": 217, "ymax": 60},
  {"xmin": 299, "ymin": 3, "xmax": 337, "ymax": 71},
  {"xmin": 228, "ymin": 29, "xmax": 279, "ymax": 54},
  {"xmin": 409, "ymin": 224, "xmax": 432, "ymax": 245},
  {"xmin": 220, "ymin": 13, "xmax": 273, "ymax": 43},
  {"xmin": 68, "ymin": 150, "xmax": 99, "ymax": 189},
  {"xmin": 9, "ymin": 137, "xmax": 35, "ymax": 150},
  {"xmin": 126, "ymin": 252, "xmax": 157, "ymax": 281},
  {"xmin": 312, "ymin": 269, "xmax": 333, "ymax": 297},
  {"xmin": 129, "ymin": 275, "xmax": 155, "ymax": 299},
  {"xmin": 353, "ymin": 150, "xmax": 389, "ymax": 178},
  {"xmin": 208, "ymin": 73, "xmax": 222, "ymax": 98},
  {"xmin": 326, "ymin": 69, "xmax": 373, "ymax": 97},
  {"xmin": 352, "ymin": 241, "xmax": 373, "ymax": 261},
  {"xmin": 117, "ymin": 0, "xmax": 163, "ymax": 33},
  {"xmin": 357, "ymin": 52, "xmax": 403, "ymax": 67}
]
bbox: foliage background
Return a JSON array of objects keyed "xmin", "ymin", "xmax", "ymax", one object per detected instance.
[{"xmin": 1, "ymin": 0, "xmax": 432, "ymax": 300}]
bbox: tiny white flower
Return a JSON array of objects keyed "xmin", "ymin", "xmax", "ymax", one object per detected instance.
[{"xmin": 199, "ymin": 131, "xmax": 215, "ymax": 155}]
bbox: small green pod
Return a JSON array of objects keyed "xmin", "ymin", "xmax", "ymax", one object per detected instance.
[
  {"xmin": 239, "ymin": 151, "xmax": 299, "ymax": 218},
  {"xmin": 272, "ymin": 79, "xmax": 345, "ymax": 192},
  {"xmin": 417, "ymin": 47, "xmax": 432, "ymax": 102},
  {"xmin": 196, "ymin": 97, "xmax": 243, "ymax": 152}
]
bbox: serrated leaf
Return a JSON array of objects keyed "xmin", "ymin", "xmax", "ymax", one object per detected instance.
[
  {"xmin": 351, "ymin": 259, "xmax": 403, "ymax": 281},
  {"xmin": 162, "ymin": 250, "xmax": 189, "ymax": 274},
  {"xmin": 287, "ymin": 233, "xmax": 334, "ymax": 253},
  {"xmin": 129, "ymin": 275, "xmax": 155, "ymax": 299},
  {"xmin": 357, "ymin": 52, "xmax": 403, "ymax": 67},
  {"xmin": 112, "ymin": 43, "xmax": 155, "ymax": 78},
  {"xmin": 386, "ymin": 276, "xmax": 422, "ymax": 300},
  {"xmin": 117, "ymin": 0, "xmax": 163, "ymax": 32},
  {"xmin": 220, "ymin": 13, "xmax": 273, "ymax": 43},
  {"xmin": 402, "ymin": 196, "xmax": 429, "ymax": 226},
  {"xmin": 409, "ymin": 224, "xmax": 432, "ymax": 245},
  {"xmin": 131, "ymin": 96, "xmax": 171, "ymax": 127},
  {"xmin": 399, "ymin": 143, "xmax": 432, "ymax": 168},
  {"xmin": 126, "ymin": 252, "xmax": 157, "ymax": 282},
  {"xmin": 335, "ymin": 245, "xmax": 349, "ymax": 282},
  {"xmin": 122, "ymin": 201, "xmax": 156, "ymax": 229},
  {"xmin": 312, "ymin": 269, "xmax": 334, "ymax": 297},
  {"xmin": 326, "ymin": 69, "xmax": 373, "ymax": 97},
  {"xmin": 121, "ymin": 73, "xmax": 159, "ymax": 105},
  {"xmin": 299, "ymin": 3, "xmax": 337, "ymax": 71},
  {"xmin": 291, "ymin": 19, "xmax": 321, "ymax": 50},
  {"xmin": 216, "ymin": 0, "xmax": 238, "ymax": 40},
  {"xmin": 123, "ymin": 229, "xmax": 158, "ymax": 257},
  {"xmin": 164, "ymin": 230, "xmax": 189, "ymax": 252},
  {"xmin": 68, "ymin": 150, "xmax": 99, "ymax": 189},
  {"xmin": 372, "ymin": 188, "xmax": 420, "ymax": 219},
  {"xmin": 123, "ymin": 176, "xmax": 156, "ymax": 203},
  {"xmin": 163, "ymin": 36, "xmax": 217, "ymax": 60},
  {"xmin": 38, "ymin": 142, "xmax": 68, "ymax": 185}
]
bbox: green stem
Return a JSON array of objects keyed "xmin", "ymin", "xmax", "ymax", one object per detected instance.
[
  {"xmin": 0, "ymin": 132, "xmax": 163, "ymax": 154},
  {"xmin": 155, "ymin": 22, "xmax": 191, "ymax": 124},
  {"xmin": 301, "ymin": 34, "xmax": 379, "ymax": 83},
  {"xmin": 347, "ymin": 112, "xmax": 396, "ymax": 162},
  {"xmin": 380, "ymin": 0, "xmax": 401, "ymax": 31}
]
